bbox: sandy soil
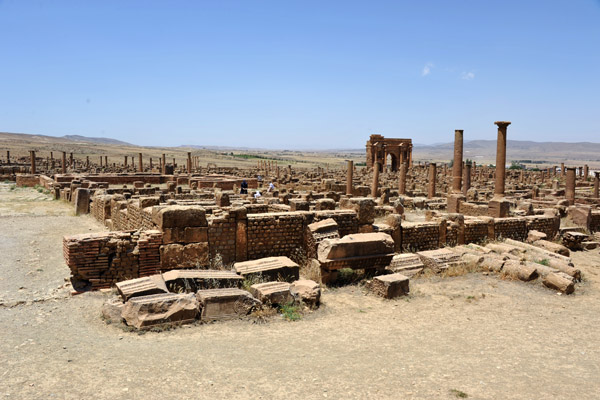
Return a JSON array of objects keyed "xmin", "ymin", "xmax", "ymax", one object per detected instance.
[{"xmin": 1, "ymin": 184, "xmax": 600, "ymax": 400}]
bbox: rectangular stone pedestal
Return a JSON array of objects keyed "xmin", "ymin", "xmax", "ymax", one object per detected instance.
[
  {"xmin": 488, "ymin": 199, "xmax": 510, "ymax": 218},
  {"xmin": 447, "ymin": 194, "xmax": 466, "ymax": 213}
]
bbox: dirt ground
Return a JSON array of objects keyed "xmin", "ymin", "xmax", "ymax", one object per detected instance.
[{"xmin": 1, "ymin": 183, "xmax": 600, "ymax": 400}]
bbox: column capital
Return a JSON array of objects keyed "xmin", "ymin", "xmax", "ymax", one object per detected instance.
[
  {"xmin": 494, "ymin": 121, "xmax": 511, "ymax": 128},
  {"xmin": 454, "ymin": 129, "xmax": 464, "ymax": 134}
]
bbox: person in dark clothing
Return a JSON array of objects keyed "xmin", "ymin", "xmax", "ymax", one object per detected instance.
[{"xmin": 240, "ymin": 179, "xmax": 248, "ymax": 194}]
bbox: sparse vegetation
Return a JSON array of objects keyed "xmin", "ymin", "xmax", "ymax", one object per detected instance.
[
  {"xmin": 450, "ymin": 389, "xmax": 468, "ymax": 398},
  {"xmin": 279, "ymin": 302, "xmax": 302, "ymax": 321}
]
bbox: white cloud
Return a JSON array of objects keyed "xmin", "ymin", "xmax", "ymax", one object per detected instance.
[
  {"xmin": 422, "ymin": 63, "xmax": 434, "ymax": 76},
  {"xmin": 461, "ymin": 71, "xmax": 475, "ymax": 80}
]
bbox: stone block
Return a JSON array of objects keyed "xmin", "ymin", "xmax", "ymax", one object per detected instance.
[
  {"xmin": 234, "ymin": 256, "xmax": 300, "ymax": 282},
  {"xmin": 74, "ymin": 188, "xmax": 90, "ymax": 215},
  {"xmin": 196, "ymin": 288, "xmax": 260, "ymax": 320},
  {"xmin": 290, "ymin": 279, "xmax": 321, "ymax": 308},
  {"xmin": 317, "ymin": 232, "xmax": 394, "ymax": 261},
  {"xmin": 447, "ymin": 194, "xmax": 465, "ymax": 213},
  {"xmin": 116, "ymin": 274, "xmax": 169, "ymax": 301},
  {"xmin": 488, "ymin": 199, "xmax": 510, "ymax": 218},
  {"xmin": 153, "ymin": 205, "xmax": 207, "ymax": 228},
  {"xmin": 368, "ymin": 273, "xmax": 409, "ymax": 299},
  {"xmin": 121, "ymin": 293, "xmax": 198, "ymax": 329},
  {"xmin": 340, "ymin": 197, "xmax": 376, "ymax": 225},
  {"xmin": 160, "ymin": 243, "xmax": 210, "ymax": 269},
  {"xmin": 315, "ymin": 198, "xmax": 336, "ymax": 211},
  {"xmin": 249, "ymin": 281, "xmax": 293, "ymax": 305},
  {"xmin": 162, "ymin": 269, "xmax": 243, "ymax": 292},
  {"xmin": 289, "ymin": 200, "xmax": 310, "ymax": 211}
]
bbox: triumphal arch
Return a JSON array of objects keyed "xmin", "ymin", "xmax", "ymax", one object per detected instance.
[{"xmin": 365, "ymin": 134, "xmax": 413, "ymax": 172}]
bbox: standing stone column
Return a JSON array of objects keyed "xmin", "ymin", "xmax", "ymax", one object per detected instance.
[
  {"xmin": 346, "ymin": 160, "xmax": 354, "ymax": 195},
  {"xmin": 62, "ymin": 152, "xmax": 67, "ymax": 173},
  {"xmin": 584, "ymin": 165, "xmax": 589, "ymax": 181},
  {"xmin": 150, "ymin": 157, "xmax": 153, "ymax": 170},
  {"xmin": 566, "ymin": 167, "xmax": 576, "ymax": 205},
  {"xmin": 452, "ymin": 130, "xmax": 463, "ymax": 193},
  {"xmin": 398, "ymin": 163, "xmax": 407, "ymax": 195},
  {"xmin": 187, "ymin": 152, "xmax": 192, "ymax": 173},
  {"xmin": 86, "ymin": 156, "xmax": 89, "ymax": 169},
  {"xmin": 6, "ymin": 150, "xmax": 10, "ymax": 165},
  {"xmin": 371, "ymin": 162, "xmax": 380, "ymax": 198},
  {"xmin": 463, "ymin": 162, "xmax": 471, "ymax": 196},
  {"xmin": 138, "ymin": 153, "xmax": 143, "ymax": 172},
  {"xmin": 30, "ymin": 150, "xmax": 36, "ymax": 174},
  {"xmin": 124, "ymin": 156, "xmax": 128, "ymax": 166},
  {"xmin": 104, "ymin": 156, "xmax": 108, "ymax": 167},
  {"xmin": 493, "ymin": 121, "xmax": 510, "ymax": 197},
  {"xmin": 162, "ymin": 153, "xmax": 166, "ymax": 174},
  {"xmin": 594, "ymin": 172, "xmax": 599, "ymax": 198},
  {"xmin": 561, "ymin": 163, "xmax": 565, "ymax": 177},
  {"xmin": 428, "ymin": 163, "xmax": 436, "ymax": 199},
  {"xmin": 70, "ymin": 153, "xmax": 74, "ymax": 167}
]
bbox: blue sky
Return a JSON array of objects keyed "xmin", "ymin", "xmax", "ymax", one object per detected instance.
[{"xmin": 1, "ymin": 1, "xmax": 599, "ymax": 149}]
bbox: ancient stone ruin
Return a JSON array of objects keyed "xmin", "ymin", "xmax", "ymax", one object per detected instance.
[{"xmin": 5, "ymin": 121, "xmax": 600, "ymax": 330}]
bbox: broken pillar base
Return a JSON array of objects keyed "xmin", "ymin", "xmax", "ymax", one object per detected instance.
[
  {"xmin": 446, "ymin": 194, "xmax": 466, "ymax": 213},
  {"xmin": 488, "ymin": 198, "xmax": 510, "ymax": 218}
]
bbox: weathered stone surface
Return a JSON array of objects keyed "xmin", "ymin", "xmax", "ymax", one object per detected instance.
[
  {"xmin": 162, "ymin": 227, "xmax": 208, "ymax": 244},
  {"xmin": 101, "ymin": 297, "xmax": 125, "ymax": 323},
  {"xmin": 249, "ymin": 281, "xmax": 293, "ymax": 305},
  {"xmin": 162, "ymin": 269, "xmax": 243, "ymax": 291},
  {"xmin": 196, "ymin": 288, "xmax": 260, "ymax": 320},
  {"xmin": 543, "ymin": 272, "xmax": 575, "ymax": 294},
  {"xmin": 308, "ymin": 218, "xmax": 338, "ymax": 233},
  {"xmin": 340, "ymin": 197, "xmax": 376, "ymax": 225},
  {"xmin": 121, "ymin": 293, "xmax": 198, "ymax": 329},
  {"xmin": 527, "ymin": 230, "xmax": 547, "ymax": 243},
  {"xmin": 502, "ymin": 261, "xmax": 538, "ymax": 282},
  {"xmin": 74, "ymin": 188, "xmax": 90, "ymax": 215},
  {"xmin": 533, "ymin": 240, "xmax": 570, "ymax": 257},
  {"xmin": 417, "ymin": 248, "xmax": 461, "ymax": 273},
  {"xmin": 160, "ymin": 243, "xmax": 210, "ymax": 269},
  {"xmin": 116, "ymin": 274, "xmax": 168, "ymax": 301},
  {"xmin": 152, "ymin": 205, "xmax": 207, "ymax": 228},
  {"xmin": 317, "ymin": 233, "xmax": 394, "ymax": 261},
  {"xmin": 368, "ymin": 273, "xmax": 409, "ymax": 299},
  {"xmin": 388, "ymin": 253, "xmax": 424, "ymax": 277},
  {"xmin": 290, "ymin": 279, "xmax": 321, "ymax": 308},
  {"xmin": 234, "ymin": 256, "xmax": 300, "ymax": 282},
  {"xmin": 315, "ymin": 198, "xmax": 336, "ymax": 211}
]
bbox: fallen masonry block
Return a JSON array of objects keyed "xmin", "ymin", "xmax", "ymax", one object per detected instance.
[
  {"xmin": 562, "ymin": 231, "xmax": 589, "ymax": 251},
  {"xmin": 417, "ymin": 248, "xmax": 462, "ymax": 273},
  {"xmin": 162, "ymin": 269, "xmax": 243, "ymax": 292},
  {"xmin": 152, "ymin": 205, "xmax": 207, "ymax": 229},
  {"xmin": 290, "ymin": 279, "xmax": 321, "ymax": 308},
  {"xmin": 462, "ymin": 253, "xmax": 484, "ymax": 266},
  {"xmin": 543, "ymin": 272, "xmax": 575, "ymax": 294},
  {"xmin": 234, "ymin": 256, "xmax": 300, "ymax": 282},
  {"xmin": 582, "ymin": 241, "xmax": 599, "ymax": 250},
  {"xmin": 121, "ymin": 293, "xmax": 198, "ymax": 330},
  {"xmin": 388, "ymin": 253, "xmax": 424, "ymax": 277},
  {"xmin": 101, "ymin": 297, "xmax": 125, "ymax": 324},
  {"xmin": 481, "ymin": 254, "xmax": 505, "ymax": 273},
  {"xmin": 196, "ymin": 288, "xmax": 261, "ymax": 321},
  {"xmin": 502, "ymin": 261, "xmax": 538, "ymax": 282},
  {"xmin": 249, "ymin": 281, "xmax": 293, "ymax": 305},
  {"xmin": 485, "ymin": 243, "xmax": 522, "ymax": 256},
  {"xmin": 116, "ymin": 274, "xmax": 169, "ymax": 301},
  {"xmin": 533, "ymin": 240, "xmax": 570, "ymax": 257},
  {"xmin": 317, "ymin": 233, "xmax": 395, "ymax": 277},
  {"xmin": 367, "ymin": 273, "xmax": 410, "ymax": 299},
  {"xmin": 527, "ymin": 230, "xmax": 547, "ymax": 243}
]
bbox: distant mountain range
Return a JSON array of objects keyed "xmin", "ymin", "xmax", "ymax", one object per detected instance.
[{"xmin": 1, "ymin": 131, "xmax": 599, "ymax": 165}]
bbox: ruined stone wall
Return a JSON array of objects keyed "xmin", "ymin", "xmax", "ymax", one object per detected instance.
[
  {"xmin": 90, "ymin": 195, "xmax": 112, "ymax": 223},
  {"xmin": 493, "ymin": 217, "xmax": 527, "ymax": 241},
  {"xmin": 401, "ymin": 222, "xmax": 441, "ymax": 252},
  {"xmin": 459, "ymin": 202, "xmax": 489, "ymax": 217},
  {"xmin": 16, "ymin": 174, "xmax": 41, "ymax": 187},
  {"xmin": 464, "ymin": 219, "xmax": 489, "ymax": 244},
  {"xmin": 247, "ymin": 213, "xmax": 305, "ymax": 259},
  {"xmin": 63, "ymin": 230, "xmax": 162, "ymax": 290},
  {"xmin": 525, "ymin": 215, "xmax": 559, "ymax": 239},
  {"xmin": 208, "ymin": 212, "xmax": 237, "ymax": 264}
]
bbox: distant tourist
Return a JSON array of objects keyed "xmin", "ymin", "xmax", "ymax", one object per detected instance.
[
  {"xmin": 267, "ymin": 182, "xmax": 275, "ymax": 192},
  {"xmin": 254, "ymin": 191, "xmax": 261, "ymax": 199},
  {"xmin": 240, "ymin": 179, "xmax": 248, "ymax": 194}
]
